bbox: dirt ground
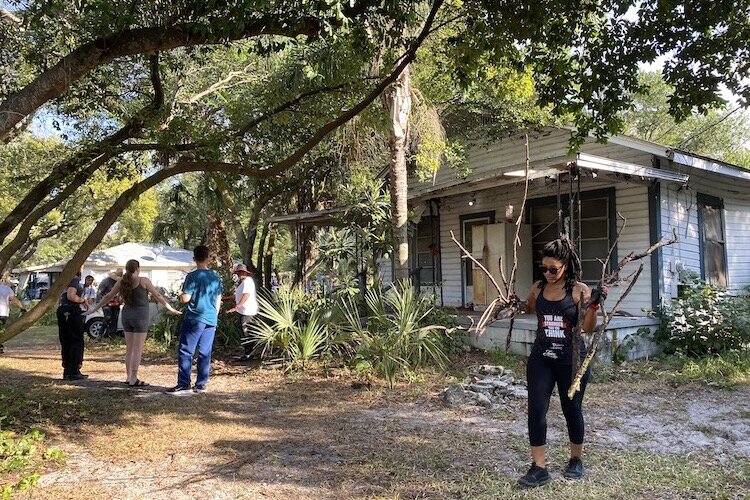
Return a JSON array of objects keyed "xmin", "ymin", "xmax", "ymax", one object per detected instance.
[{"xmin": 1, "ymin": 327, "xmax": 749, "ymax": 499}]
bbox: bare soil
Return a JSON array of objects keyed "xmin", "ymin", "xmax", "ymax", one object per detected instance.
[{"xmin": 1, "ymin": 328, "xmax": 748, "ymax": 499}]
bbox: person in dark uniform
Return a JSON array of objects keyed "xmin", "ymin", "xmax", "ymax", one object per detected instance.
[
  {"xmin": 517, "ymin": 237, "xmax": 607, "ymax": 488},
  {"xmin": 57, "ymin": 269, "xmax": 89, "ymax": 381}
]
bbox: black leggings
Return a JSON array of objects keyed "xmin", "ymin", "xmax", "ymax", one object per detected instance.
[{"xmin": 526, "ymin": 353, "xmax": 590, "ymax": 447}]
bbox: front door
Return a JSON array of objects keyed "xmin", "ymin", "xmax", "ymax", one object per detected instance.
[{"xmin": 460, "ymin": 212, "xmax": 495, "ymax": 307}]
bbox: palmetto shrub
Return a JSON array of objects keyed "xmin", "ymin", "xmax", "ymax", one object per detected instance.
[
  {"xmin": 250, "ymin": 288, "xmax": 348, "ymax": 369},
  {"xmin": 339, "ymin": 280, "xmax": 450, "ymax": 388}
]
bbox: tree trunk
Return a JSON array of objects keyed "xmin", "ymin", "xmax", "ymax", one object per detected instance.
[
  {"xmin": 256, "ymin": 222, "xmax": 269, "ymax": 285},
  {"xmin": 383, "ymin": 65, "xmax": 412, "ymax": 282},
  {"xmin": 264, "ymin": 230, "xmax": 276, "ymax": 291},
  {"xmin": 206, "ymin": 212, "xmax": 233, "ymax": 272}
]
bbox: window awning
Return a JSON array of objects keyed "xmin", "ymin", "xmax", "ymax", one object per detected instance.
[{"xmin": 575, "ymin": 153, "xmax": 689, "ymax": 183}]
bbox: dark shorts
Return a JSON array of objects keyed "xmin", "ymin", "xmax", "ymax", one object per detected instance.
[{"xmin": 120, "ymin": 306, "xmax": 149, "ymax": 333}]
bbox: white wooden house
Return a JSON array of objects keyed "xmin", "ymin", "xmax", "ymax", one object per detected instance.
[{"xmin": 379, "ymin": 127, "xmax": 750, "ymax": 360}]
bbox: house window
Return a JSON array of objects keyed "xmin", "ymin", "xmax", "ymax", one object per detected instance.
[
  {"xmin": 528, "ymin": 188, "xmax": 615, "ymax": 286},
  {"xmin": 697, "ymin": 193, "xmax": 727, "ymax": 287},
  {"xmin": 410, "ymin": 215, "xmax": 441, "ymax": 287}
]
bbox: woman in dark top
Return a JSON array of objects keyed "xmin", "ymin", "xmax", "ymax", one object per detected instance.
[
  {"xmin": 89, "ymin": 259, "xmax": 180, "ymax": 386},
  {"xmin": 518, "ymin": 237, "xmax": 607, "ymax": 488},
  {"xmin": 57, "ymin": 269, "xmax": 89, "ymax": 380}
]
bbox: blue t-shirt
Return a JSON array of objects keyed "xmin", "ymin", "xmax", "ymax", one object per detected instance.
[{"xmin": 181, "ymin": 268, "xmax": 223, "ymax": 326}]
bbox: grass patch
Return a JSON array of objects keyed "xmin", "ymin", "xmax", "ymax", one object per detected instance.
[
  {"xmin": 487, "ymin": 347, "xmax": 526, "ymax": 375},
  {"xmin": 581, "ymin": 350, "xmax": 750, "ymax": 389},
  {"xmin": 671, "ymin": 351, "xmax": 750, "ymax": 388}
]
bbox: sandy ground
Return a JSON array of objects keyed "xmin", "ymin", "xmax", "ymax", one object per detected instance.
[{"xmin": 1, "ymin": 328, "xmax": 749, "ymax": 499}]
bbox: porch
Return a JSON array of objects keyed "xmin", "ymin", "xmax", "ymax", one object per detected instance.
[{"xmin": 457, "ymin": 312, "xmax": 661, "ymax": 363}]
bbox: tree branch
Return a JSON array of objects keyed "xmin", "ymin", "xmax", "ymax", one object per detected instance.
[
  {"xmin": 0, "ymin": 7, "xmax": 21, "ymax": 24},
  {"xmin": 0, "ymin": 54, "xmax": 164, "ymax": 245},
  {"xmin": 0, "ymin": 0, "xmax": 446, "ymax": 342},
  {"xmin": 0, "ymin": 16, "xmax": 327, "ymax": 138}
]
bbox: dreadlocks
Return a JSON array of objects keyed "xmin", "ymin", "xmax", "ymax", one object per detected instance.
[{"xmin": 538, "ymin": 234, "xmax": 582, "ymax": 292}]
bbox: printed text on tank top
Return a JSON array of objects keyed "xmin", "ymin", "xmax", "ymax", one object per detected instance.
[{"xmin": 534, "ymin": 287, "xmax": 581, "ymax": 362}]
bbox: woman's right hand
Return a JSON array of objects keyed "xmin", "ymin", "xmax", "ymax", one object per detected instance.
[{"xmin": 165, "ymin": 304, "xmax": 182, "ymax": 316}]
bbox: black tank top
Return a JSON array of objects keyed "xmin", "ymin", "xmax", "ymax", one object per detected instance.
[{"xmin": 532, "ymin": 286, "xmax": 586, "ymax": 363}]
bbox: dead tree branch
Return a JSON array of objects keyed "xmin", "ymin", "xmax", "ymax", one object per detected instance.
[
  {"xmin": 568, "ymin": 264, "xmax": 644, "ymax": 398},
  {"xmin": 567, "ymin": 223, "xmax": 678, "ymax": 397}
]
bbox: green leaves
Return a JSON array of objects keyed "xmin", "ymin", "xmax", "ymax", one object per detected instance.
[
  {"xmin": 343, "ymin": 280, "xmax": 450, "ymax": 388},
  {"xmin": 251, "ymin": 289, "xmax": 336, "ymax": 369}
]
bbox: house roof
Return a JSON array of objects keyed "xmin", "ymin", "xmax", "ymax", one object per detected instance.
[
  {"xmin": 15, "ymin": 243, "xmax": 195, "ymax": 273},
  {"xmin": 409, "ymin": 126, "xmax": 749, "ymax": 200},
  {"xmin": 572, "ymin": 126, "xmax": 750, "ymax": 181},
  {"xmin": 267, "ymin": 207, "xmax": 348, "ymax": 225}
]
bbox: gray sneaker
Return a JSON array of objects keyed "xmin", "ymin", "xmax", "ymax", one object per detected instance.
[
  {"xmin": 193, "ymin": 384, "xmax": 207, "ymax": 393},
  {"xmin": 167, "ymin": 384, "xmax": 193, "ymax": 396},
  {"xmin": 563, "ymin": 457, "xmax": 584, "ymax": 479}
]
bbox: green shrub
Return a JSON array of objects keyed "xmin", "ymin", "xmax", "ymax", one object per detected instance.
[
  {"xmin": 213, "ymin": 311, "xmax": 243, "ymax": 348},
  {"xmin": 251, "ymin": 288, "xmax": 347, "ymax": 369},
  {"xmin": 150, "ymin": 310, "xmax": 182, "ymax": 346},
  {"xmin": 340, "ymin": 280, "xmax": 450, "ymax": 388},
  {"xmin": 657, "ymin": 279, "xmax": 750, "ymax": 356}
]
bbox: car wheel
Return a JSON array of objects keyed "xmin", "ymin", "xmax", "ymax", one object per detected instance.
[{"xmin": 86, "ymin": 318, "xmax": 105, "ymax": 340}]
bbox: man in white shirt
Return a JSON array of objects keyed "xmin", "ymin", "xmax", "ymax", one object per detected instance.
[
  {"xmin": 82, "ymin": 275, "xmax": 96, "ymax": 308},
  {"xmin": 0, "ymin": 279, "xmax": 26, "ymax": 354},
  {"xmin": 226, "ymin": 263, "xmax": 258, "ymax": 360}
]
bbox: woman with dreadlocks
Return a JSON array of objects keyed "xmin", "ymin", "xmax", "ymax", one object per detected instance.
[{"xmin": 517, "ymin": 236, "xmax": 607, "ymax": 488}]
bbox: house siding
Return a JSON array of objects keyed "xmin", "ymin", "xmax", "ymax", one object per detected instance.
[
  {"xmin": 659, "ymin": 166, "xmax": 750, "ymax": 296},
  {"xmin": 429, "ymin": 179, "xmax": 652, "ymax": 314},
  {"xmin": 388, "ymin": 128, "xmax": 750, "ymax": 319}
]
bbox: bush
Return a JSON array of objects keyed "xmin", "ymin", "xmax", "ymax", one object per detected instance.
[
  {"xmin": 657, "ymin": 279, "xmax": 750, "ymax": 356},
  {"xmin": 251, "ymin": 288, "xmax": 348, "ymax": 369},
  {"xmin": 340, "ymin": 280, "xmax": 450, "ymax": 388},
  {"xmin": 150, "ymin": 309, "xmax": 182, "ymax": 346}
]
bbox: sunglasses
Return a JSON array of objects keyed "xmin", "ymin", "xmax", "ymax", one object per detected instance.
[{"xmin": 539, "ymin": 266, "xmax": 561, "ymax": 275}]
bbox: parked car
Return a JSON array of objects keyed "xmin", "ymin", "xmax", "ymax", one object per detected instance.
[{"xmin": 84, "ymin": 302, "xmax": 162, "ymax": 339}]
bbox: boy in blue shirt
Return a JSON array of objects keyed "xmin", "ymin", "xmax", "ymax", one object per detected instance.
[{"xmin": 168, "ymin": 245, "xmax": 223, "ymax": 395}]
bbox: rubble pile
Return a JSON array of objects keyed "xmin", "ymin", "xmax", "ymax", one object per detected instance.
[{"xmin": 442, "ymin": 364, "xmax": 528, "ymax": 408}]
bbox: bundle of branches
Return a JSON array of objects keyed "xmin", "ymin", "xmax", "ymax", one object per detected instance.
[
  {"xmin": 566, "ymin": 222, "xmax": 677, "ymax": 397},
  {"xmin": 449, "ymin": 134, "xmax": 533, "ymax": 348}
]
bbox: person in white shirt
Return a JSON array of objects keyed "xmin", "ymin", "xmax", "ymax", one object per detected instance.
[
  {"xmin": 0, "ymin": 280, "xmax": 25, "ymax": 354},
  {"xmin": 82, "ymin": 275, "xmax": 96, "ymax": 307},
  {"xmin": 226, "ymin": 263, "xmax": 258, "ymax": 360}
]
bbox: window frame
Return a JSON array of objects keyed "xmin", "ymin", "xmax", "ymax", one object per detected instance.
[
  {"xmin": 525, "ymin": 187, "xmax": 617, "ymax": 285},
  {"xmin": 409, "ymin": 214, "xmax": 442, "ymax": 288},
  {"xmin": 696, "ymin": 192, "xmax": 728, "ymax": 287}
]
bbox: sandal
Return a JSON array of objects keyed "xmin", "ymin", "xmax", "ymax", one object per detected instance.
[{"xmin": 128, "ymin": 379, "xmax": 149, "ymax": 387}]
